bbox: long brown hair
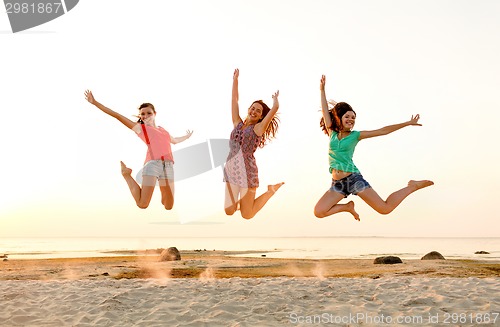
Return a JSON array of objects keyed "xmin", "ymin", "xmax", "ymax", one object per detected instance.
[
  {"xmin": 320, "ymin": 101, "xmax": 355, "ymax": 135},
  {"xmin": 251, "ymin": 100, "xmax": 280, "ymax": 148}
]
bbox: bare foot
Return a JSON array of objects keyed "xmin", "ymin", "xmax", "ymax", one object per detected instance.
[
  {"xmin": 268, "ymin": 182, "xmax": 285, "ymax": 194},
  {"xmin": 408, "ymin": 180, "xmax": 434, "ymax": 191},
  {"xmin": 120, "ymin": 161, "xmax": 132, "ymax": 176},
  {"xmin": 345, "ymin": 201, "xmax": 360, "ymax": 221}
]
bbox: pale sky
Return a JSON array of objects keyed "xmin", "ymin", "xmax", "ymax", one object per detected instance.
[{"xmin": 1, "ymin": 0, "xmax": 499, "ymax": 238}]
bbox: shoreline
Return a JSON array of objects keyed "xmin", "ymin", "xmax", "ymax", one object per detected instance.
[
  {"xmin": 1, "ymin": 250, "xmax": 499, "ymax": 280},
  {"xmin": 4, "ymin": 248, "xmax": 499, "ymax": 261}
]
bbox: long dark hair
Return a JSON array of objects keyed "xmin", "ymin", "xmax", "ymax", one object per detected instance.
[
  {"xmin": 250, "ymin": 100, "xmax": 280, "ymax": 148},
  {"xmin": 136, "ymin": 103, "xmax": 156, "ymax": 124},
  {"xmin": 320, "ymin": 101, "xmax": 355, "ymax": 135}
]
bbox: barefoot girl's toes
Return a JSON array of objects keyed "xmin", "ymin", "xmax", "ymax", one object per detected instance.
[
  {"xmin": 120, "ymin": 161, "xmax": 132, "ymax": 176},
  {"xmin": 268, "ymin": 182, "xmax": 285, "ymax": 194}
]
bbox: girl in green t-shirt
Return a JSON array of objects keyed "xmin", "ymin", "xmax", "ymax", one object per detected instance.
[{"xmin": 314, "ymin": 75, "xmax": 433, "ymax": 221}]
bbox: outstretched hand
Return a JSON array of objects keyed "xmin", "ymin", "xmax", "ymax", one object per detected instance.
[
  {"xmin": 409, "ymin": 114, "xmax": 422, "ymax": 126},
  {"xmin": 84, "ymin": 90, "xmax": 95, "ymax": 105},
  {"xmin": 320, "ymin": 75, "xmax": 326, "ymax": 91},
  {"xmin": 186, "ymin": 130, "xmax": 194, "ymax": 137},
  {"xmin": 272, "ymin": 90, "xmax": 279, "ymax": 108},
  {"xmin": 233, "ymin": 68, "xmax": 239, "ymax": 80}
]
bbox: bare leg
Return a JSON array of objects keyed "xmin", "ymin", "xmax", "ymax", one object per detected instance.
[
  {"xmin": 314, "ymin": 190, "xmax": 360, "ymax": 221},
  {"xmin": 239, "ymin": 182, "xmax": 285, "ymax": 220},
  {"xmin": 120, "ymin": 161, "xmax": 155, "ymax": 209},
  {"xmin": 357, "ymin": 180, "xmax": 434, "ymax": 215},
  {"xmin": 224, "ymin": 182, "xmax": 240, "ymax": 215},
  {"xmin": 159, "ymin": 179, "xmax": 175, "ymax": 210}
]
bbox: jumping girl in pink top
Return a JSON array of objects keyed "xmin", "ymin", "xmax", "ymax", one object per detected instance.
[
  {"xmin": 314, "ymin": 75, "xmax": 433, "ymax": 221},
  {"xmin": 84, "ymin": 90, "xmax": 193, "ymax": 210}
]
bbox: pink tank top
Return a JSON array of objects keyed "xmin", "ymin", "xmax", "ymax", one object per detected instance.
[{"xmin": 137, "ymin": 125, "xmax": 174, "ymax": 163}]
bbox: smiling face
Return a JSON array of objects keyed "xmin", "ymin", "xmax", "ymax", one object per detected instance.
[
  {"xmin": 139, "ymin": 105, "xmax": 156, "ymax": 126},
  {"xmin": 246, "ymin": 102, "xmax": 264, "ymax": 124},
  {"xmin": 341, "ymin": 110, "xmax": 356, "ymax": 131}
]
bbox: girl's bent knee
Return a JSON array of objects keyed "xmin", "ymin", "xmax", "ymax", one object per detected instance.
[
  {"xmin": 225, "ymin": 208, "xmax": 236, "ymax": 216},
  {"xmin": 376, "ymin": 207, "xmax": 392, "ymax": 215},
  {"xmin": 313, "ymin": 207, "xmax": 326, "ymax": 218},
  {"xmin": 137, "ymin": 199, "xmax": 151, "ymax": 209},
  {"xmin": 240, "ymin": 211, "xmax": 255, "ymax": 220},
  {"xmin": 162, "ymin": 200, "xmax": 174, "ymax": 210}
]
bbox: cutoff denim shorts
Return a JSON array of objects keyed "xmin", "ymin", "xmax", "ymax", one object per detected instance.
[
  {"xmin": 142, "ymin": 160, "xmax": 174, "ymax": 180},
  {"xmin": 330, "ymin": 172, "xmax": 371, "ymax": 197}
]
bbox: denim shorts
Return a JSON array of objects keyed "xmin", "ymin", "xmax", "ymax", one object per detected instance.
[
  {"xmin": 330, "ymin": 172, "xmax": 371, "ymax": 197},
  {"xmin": 142, "ymin": 160, "xmax": 174, "ymax": 180}
]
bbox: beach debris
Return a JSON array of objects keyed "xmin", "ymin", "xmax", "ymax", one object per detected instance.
[
  {"xmin": 421, "ymin": 251, "xmax": 445, "ymax": 260},
  {"xmin": 373, "ymin": 256, "xmax": 403, "ymax": 264},
  {"xmin": 475, "ymin": 251, "xmax": 490, "ymax": 254},
  {"xmin": 0, "ymin": 254, "xmax": 7, "ymax": 258},
  {"xmin": 159, "ymin": 247, "xmax": 181, "ymax": 261}
]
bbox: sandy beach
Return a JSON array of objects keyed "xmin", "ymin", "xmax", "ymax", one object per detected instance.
[{"xmin": 1, "ymin": 251, "xmax": 499, "ymax": 326}]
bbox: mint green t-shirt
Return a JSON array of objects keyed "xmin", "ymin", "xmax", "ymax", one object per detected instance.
[{"xmin": 328, "ymin": 130, "xmax": 360, "ymax": 173}]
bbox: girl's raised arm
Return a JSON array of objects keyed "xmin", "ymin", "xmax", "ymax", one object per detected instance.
[
  {"xmin": 84, "ymin": 90, "xmax": 137, "ymax": 130},
  {"xmin": 231, "ymin": 69, "xmax": 243, "ymax": 127},
  {"xmin": 254, "ymin": 90, "xmax": 279, "ymax": 136},
  {"xmin": 320, "ymin": 75, "xmax": 333, "ymax": 136},
  {"xmin": 359, "ymin": 114, "xmax": 422, "ymax": 140}
]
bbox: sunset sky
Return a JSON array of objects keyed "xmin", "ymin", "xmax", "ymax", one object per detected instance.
[{"xmin": 1, "ymin": 0, "xmax": 499, "ymax": 238}]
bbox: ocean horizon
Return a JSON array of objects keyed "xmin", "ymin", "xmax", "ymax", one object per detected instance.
[{"xmin": 1, "ymin": 236, "xmax": 499, "ymax": 261}]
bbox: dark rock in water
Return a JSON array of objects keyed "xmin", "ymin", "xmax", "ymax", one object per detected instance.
[
  {"xmin": 421, "ymin": 251, "xmax": 445, "ymax": 260},
  {"xmin": 475, "ymin": 251, "xmax": 490, "ymax": 254},
  {"xmin": 159, "ymin": 247, "xmax": 181, "ymax": 261},
  {"xmin": 373, "ymin": 256, "xmax": 403, "ymax": 264},
  {"xmin": 0, "ymin": 254, "xmax": 7, "ymax": 258}
]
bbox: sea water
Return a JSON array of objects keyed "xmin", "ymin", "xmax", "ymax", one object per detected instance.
[{"xmin": 1, "ymin": 237, "xmax": 498, "ymax": 260}]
